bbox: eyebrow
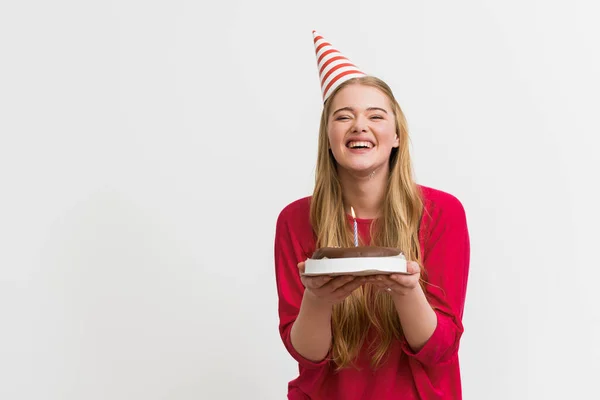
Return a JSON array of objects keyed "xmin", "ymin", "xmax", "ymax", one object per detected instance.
[{"xmin": 332, "ymin": 106, "xmax": 388, "ymax": 115}]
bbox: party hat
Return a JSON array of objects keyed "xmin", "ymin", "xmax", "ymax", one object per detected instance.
[{"xmin": 312, "ymin": 30, "xmax": 367, "ymax": 102}]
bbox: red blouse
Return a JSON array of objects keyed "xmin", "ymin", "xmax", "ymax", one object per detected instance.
[{"xmin": 274, "ymin": 185, "xmax": 470, "ymax": 399}]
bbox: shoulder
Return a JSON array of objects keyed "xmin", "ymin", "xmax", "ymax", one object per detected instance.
[
  {"xmin": 277, "ymin": 196, "xmax": 311, "ymax": 221},
  {"xmin": 417, "ymin": 184, "xmax": 467, "ymax": 227},
  {"xmin": 275, "ymin": 196, "xmax": 316, "ymax": 255},
  {"xmin": 275, "ymin": 196, "xmax": 313, "ymax": 233},
  {"xmin": 419, "ymin": 185, "xmax": 465, "ymax": 213},
  {"xmin": 416, "ymin": 185, "xmax": 470, "ymax": 265}
]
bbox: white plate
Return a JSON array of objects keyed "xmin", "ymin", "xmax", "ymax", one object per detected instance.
[{"xmin": 303, "ymin": 255, "xmax": 408, "ymax": 276}]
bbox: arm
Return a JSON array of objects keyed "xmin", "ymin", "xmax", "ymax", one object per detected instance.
[
  {"xmin": 290, "ymin": 266, "xmax": 366, "ymax": 361},
  {"xmin": 290, "ymin": 289, "xmax": 333, "ymax": 362},
  {"xmin": 391, "ymin": 280, "xmax": 438, "ymax": 352},
  {"xmin": 274, "ymin": 209, "xmax": 364, "ymax": 366},
  {"xmin": 370, "ymin": 262, "xmax": 438, "ymax": 352},
  {"xmin": 274, "ymin": 210, "xmax": 333, "ymax": 368},
  {"xmin": 392, "ymin": 195, "xmax": 470, "ymax": 366}
]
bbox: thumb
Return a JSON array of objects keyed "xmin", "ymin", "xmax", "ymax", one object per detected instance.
[
  {"xmin": 407, "ymin": 261, "xmax": 421, "ymax": 274},
  {"xmin": 297, "ymin": 261, "xmax": 306, "ymax": 274}
]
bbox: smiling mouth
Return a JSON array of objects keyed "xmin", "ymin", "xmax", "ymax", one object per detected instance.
[{"xmin": 346, "ymin": 141, "xmax": 374, "ymax": 149}]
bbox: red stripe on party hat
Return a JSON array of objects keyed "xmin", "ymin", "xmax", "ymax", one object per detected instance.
[
  {"xmin": 319, "ymin": 55, "xmax": 349, "ymax": 76},
  {"xmin": 317, "ymin": 49, "xmax": 341, "ymax": 65},
  {"xmin": 315, "ymin": 41, "xmax": 332, "ymax": 53},
  {"xmin": 323, "ymin": 69, "xmax": 365, "ymax": 100},
  {"xmin": 312, "ymin": 31, "xmax": 366, "ymax": 102},
  {"xmin": 321, "ymin": 62, "xmax": 356, "ymax": 86}
]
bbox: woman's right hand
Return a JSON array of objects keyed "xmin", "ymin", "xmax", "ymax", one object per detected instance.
[{"xmin": 297, "ymin": 261, "xmax": 366, "ymax": 306}]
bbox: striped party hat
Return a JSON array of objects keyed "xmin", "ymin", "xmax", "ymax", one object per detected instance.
[{"xmin": 312, "ymin": 30, "xmax": 367, "ymax": 102}]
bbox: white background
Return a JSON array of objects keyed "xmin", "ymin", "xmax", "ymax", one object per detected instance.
[{"xmin": 1, "ymin": 1, "xmax": 599, "ymax": 399}]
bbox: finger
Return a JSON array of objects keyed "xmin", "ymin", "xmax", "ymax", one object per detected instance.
[
  {"xmin": 304, "ymin": 275, "xmax": 334, "ymax": 289},
  {"xmin": 332, "ymin": 277, "xmax": 367, "ymax": 296},
  {"xmin": 406, "ymin": 261, "xmax": 420, "ymax": 275},
  {"xmin": 389, "ymin": 274, "xmax": 419, "ymax": 288},
  {"xmin": 375, "ymin": 276, "xmax": 397, "ymax": 287},
  {"xmin": 298, "ymin": 262, "xmax": 334, "ymax": 288},
  {"xmin": 369, "ymin": 280, "xmax": 398, "ymax": 293},
  {"xmin": 364, "ymin": 275, "xmax": 393, "ymax": 288},
  {"xmin": 367, "ymin": 275, "xmax": 395, "ymax": 284},
  {"xmin": 370, "ymin": 281, "xmax": 390, "ymax": 290},
  {"xmin": 297, "ymin": 261, "xmax": 305, "ymax": 273},
  {"xmin": 322, "ymin": 275, "xmax": 357, "ymax": 292}
]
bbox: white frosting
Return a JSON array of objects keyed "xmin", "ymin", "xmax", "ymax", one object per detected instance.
[{"xmin": 304, "ymin": 254, "xmax": 407, "ymax": 276}]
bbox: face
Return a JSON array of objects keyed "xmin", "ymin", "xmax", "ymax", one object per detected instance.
[{"xmin": 327, "ymin": 84, "xmax": 399, "ymax": 176}]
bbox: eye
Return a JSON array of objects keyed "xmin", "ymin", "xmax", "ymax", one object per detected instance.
[
  {"xmin": 335, "ymin": 116, "xmax": 350, "ymax": 121},
  {"xmin": 370, "ymin": 115, "xmax": 384, "ymax": 120}
]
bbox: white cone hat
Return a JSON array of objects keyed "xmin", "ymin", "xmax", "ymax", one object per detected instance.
[{"xmin": 312, "ymin": 30, "xmax": 367, "ymax": 102}]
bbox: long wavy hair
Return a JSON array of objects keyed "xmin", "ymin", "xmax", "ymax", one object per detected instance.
[{"xmin": 309, "ymin": 76, "xmax": 425, "ymax": 370}]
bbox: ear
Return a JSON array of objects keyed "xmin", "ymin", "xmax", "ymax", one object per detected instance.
[{"xmin": 393, "ymin": 134, "xmax": 400, "ymax": 148}]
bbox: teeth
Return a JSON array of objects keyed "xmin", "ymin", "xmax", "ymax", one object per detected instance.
[{"xmin": 348, "ymin": 141, "xmax": 373, "ymax": 149}]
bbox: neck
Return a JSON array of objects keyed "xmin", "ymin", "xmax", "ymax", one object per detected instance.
[{"xmin": 338, "ymin": 166, "xmax": 389, "ymax": 219}]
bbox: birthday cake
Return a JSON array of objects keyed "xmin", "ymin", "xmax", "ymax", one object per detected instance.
[{"xmin": 303, "ymin": 246, "xmax": 407, "ymax": 276}]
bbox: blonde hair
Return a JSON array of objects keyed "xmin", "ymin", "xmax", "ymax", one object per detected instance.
[{"xmin": 309, "ymin": 76, "xmax": 424, "ymax": 370}]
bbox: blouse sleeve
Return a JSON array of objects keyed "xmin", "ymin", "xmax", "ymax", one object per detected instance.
[
  {"xmin": 399, "ymin": 194, "xmax": 471, "ymax": 367},
  {"xmin": 274, "ymin": 209, "xmax": 330, "ymax": 369}
]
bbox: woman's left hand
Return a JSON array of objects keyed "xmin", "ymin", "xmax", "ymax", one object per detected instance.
[{"xmin": 367, "ymin": 261, "xmax": 421, "ymax": 296}]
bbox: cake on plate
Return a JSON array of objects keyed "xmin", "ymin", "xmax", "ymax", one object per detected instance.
[{"xmin": 303, "ymin": 246, "xmax": 407, "ymax": 276}]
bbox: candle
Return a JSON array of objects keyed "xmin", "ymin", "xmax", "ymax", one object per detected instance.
[{"xmin": 350, "ymin": 206, "xmax": 358, "ymax": 247}]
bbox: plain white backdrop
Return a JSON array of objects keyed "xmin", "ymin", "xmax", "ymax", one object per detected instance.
[{"xmin": 1, "ymin": 0, "xmax": 599, "ymax": 399}]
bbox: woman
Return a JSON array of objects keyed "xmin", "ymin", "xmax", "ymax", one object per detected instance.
[{"xmin": 274, "ymin": 31, "xmax": 470, "ymax": 400}]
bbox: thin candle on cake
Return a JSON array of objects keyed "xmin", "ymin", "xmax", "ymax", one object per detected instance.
[{"xmin": 350, "ymin": 206, "xmax": 358, "ymax": 247}]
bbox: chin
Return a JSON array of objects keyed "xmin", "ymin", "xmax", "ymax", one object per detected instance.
[{"xmin": 341, "ymin": 164, "xmax": 378, "ymax": 175}]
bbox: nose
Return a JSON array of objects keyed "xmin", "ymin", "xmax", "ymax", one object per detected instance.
[{"xmin": 351, "ymin": 115, "xmax": 368, "ymax": 133}]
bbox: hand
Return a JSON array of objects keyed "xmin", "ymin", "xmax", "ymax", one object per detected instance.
[
  {"xmin": 298, "ymin": 261, "xmax": 366, "ymax": 306},
  {"xmin": 366, "ymin": 261, "xmax": 421, "ymax": 296}
]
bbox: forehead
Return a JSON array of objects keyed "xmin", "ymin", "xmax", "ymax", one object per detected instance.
[{"xmin": 330, "ymin": 84, "xmax": 390, "ymax": 111}]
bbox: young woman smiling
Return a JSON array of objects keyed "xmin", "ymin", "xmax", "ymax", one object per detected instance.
[{"xmin": 274, "ymin": 31, "xmax": 470, "ymax": 400}]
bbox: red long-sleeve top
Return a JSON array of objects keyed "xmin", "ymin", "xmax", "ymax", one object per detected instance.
[{"xmin": 274, "ymin": 185, "xmax": 470, "ymax": 400}]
